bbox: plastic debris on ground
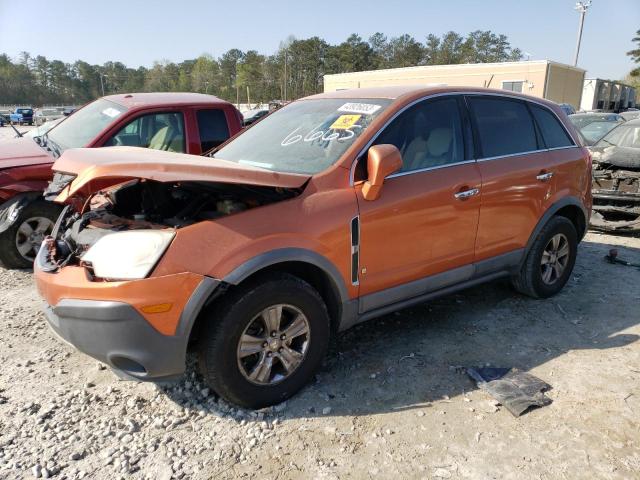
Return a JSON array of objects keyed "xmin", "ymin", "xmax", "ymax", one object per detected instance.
[{"xmin": 466, "ymin": 367, "xmax": 552, "ymax": 417}]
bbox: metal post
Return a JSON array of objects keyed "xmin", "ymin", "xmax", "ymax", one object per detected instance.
[
  {"xmin": 283, "ymin": 49, "xmax": 287, "ymax": 103},
  {"xmin": 573, "ymin": 1, "xmax": 591, "ymax": 67},
  {"xmin": 99, "ymin": 74, "xmax": 105, "ymax": 96}
]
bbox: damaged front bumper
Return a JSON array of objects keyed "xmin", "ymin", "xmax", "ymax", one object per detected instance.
[
  {"xmin": 591, "ymin": 167, "xmax": 640, "ymax": 233},
  {"xmin": 35, "ymin": 242, "xmax": 220, "ymax": 380}
]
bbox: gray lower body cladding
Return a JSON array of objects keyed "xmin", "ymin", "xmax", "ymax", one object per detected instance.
[{"xmin": 42, "ymin": 278, "xmax": 220, "ymax": 381}]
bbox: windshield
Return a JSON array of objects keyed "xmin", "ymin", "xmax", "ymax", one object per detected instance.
[
  {"xmin": 580, "ymin": 121, "xmax": 620, "ymax": 144},
  {"xmin": 214, "ymin": 98, "xmax": 391, "ymax": 174},
  {"xmin": 27, "ymin": 118, "xmax": 64, "ymax": 138},
  {"xmin": 596, "ymin": 124, "xmax": 640, "ymax": 148},
  {"xmin": 569, "ymin": 115, "xmax": 620, "ymax": 129},
  {"xmin": 47, "ymin": 98, "xmax": 127, "ymax": 152},
  {"xmin": 17, "ymin": 108, "xmax": 32, "ymax": 114}
]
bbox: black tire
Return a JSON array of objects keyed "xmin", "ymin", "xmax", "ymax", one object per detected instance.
[
  {"xmin": 198, "ymin": 273, "xmax": 331, "ymax": 409},
  {"xmin": 512, "ymin": 216, "xmax": 577, "ymax": 298},
  {"xmin": 0, "ymin": 199, "xmax": 62, "ymax": 269}
]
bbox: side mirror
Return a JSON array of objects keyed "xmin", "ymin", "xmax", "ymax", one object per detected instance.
[{"xmin": 362, "ymin": 144, "xmax": 402, "ymax": 201}]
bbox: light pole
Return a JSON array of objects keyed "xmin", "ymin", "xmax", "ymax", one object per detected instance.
[
  {"xmin": 573, "ymin": 1, "xmax": 592, "ymax": 67},
  {"xmin": 99, "ymin": 73, "xmax": 108, "ymax": 96},
  {"xmin": 283, "ymin": 48, "xmax": 287, "ymax": 103}
]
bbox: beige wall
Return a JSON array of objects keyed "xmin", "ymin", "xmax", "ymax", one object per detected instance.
[
  {"xmin": 544, "ymin": 64, "xmax": 585, "ymax": 107},
  {"xmin": 324, "ymin": 61, "xmax": 585, "ymax": 108}
]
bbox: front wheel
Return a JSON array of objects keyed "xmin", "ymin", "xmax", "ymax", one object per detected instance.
[
  {"xmin": 198, "ymin": 273, "xmax": 331, "ymax": 409},
  {"xmin": 512, "ymin": 216, "xmax": 577, "ymax": 298},
  {"xmin": 0, "ymin": 200, "xmax": 62, "ymax": 269}
]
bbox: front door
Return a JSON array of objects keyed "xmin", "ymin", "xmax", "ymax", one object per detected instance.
[{"xmin": 354, "ymin": 96, "xmax": 481, "ymax": 313}]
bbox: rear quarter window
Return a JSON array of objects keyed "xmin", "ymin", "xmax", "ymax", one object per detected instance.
[
  {"xmin": 197, "ymin": 109, "xmax": 230, "ymax": 152},
  {"xmin": 468, "ymin": 97, "xmax": 538, "ymax": 158},
  {"xmin": 530, "ymin": 105, "xmax": 574, "ymax": 149}
]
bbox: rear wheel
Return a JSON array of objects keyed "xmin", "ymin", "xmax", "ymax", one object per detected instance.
[
  {"xmin": 0, "ymin": 200, "xmax": 62, "ymax": 269},
  {"xmin": 198, "ymin": 273, "xmax": 330, "ymax": 409},
  {"xmin": 512, "ymin": 216, "xmax": 577, "ymax": 298}
]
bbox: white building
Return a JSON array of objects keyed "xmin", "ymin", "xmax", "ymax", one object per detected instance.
[{"xmin": 580, "ymin": 78, "xmax": 636, "ymax": 112}]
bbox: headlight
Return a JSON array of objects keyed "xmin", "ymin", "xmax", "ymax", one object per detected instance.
[{"xmin": 81, "ymin": 230, "xmax": 175, "ymax": 280}]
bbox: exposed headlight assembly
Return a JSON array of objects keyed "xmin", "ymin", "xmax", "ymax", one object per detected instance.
[{"xmin": 81, "ymin": 230, "xmax": 175, "ymax": 280}]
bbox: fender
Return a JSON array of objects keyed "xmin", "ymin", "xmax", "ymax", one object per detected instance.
[
  {"xmin": 523, "ymin": 196, "xmax": 588, "ymax": 261},
  {"xmin": 223, "ymin": 247, "xmax": 350, "ymax": 304},
  {"xmin": 0, "ymin": 192, "xmax": 41, "ymax": 234}
]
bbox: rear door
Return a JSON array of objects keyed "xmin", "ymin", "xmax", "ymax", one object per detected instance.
[
  {"xmin": 467, "ymin": 95, "xmax": 557, "ymax": 261},
  {"xmin": 355, "ymin": 96, "xmax": 481, "ymax": 312}
]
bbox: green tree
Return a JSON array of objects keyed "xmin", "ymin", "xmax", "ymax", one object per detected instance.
[
  {"xmin": 424, "ymin": 34, "xmax": 441, "ymax": 65},
  {"xmin": 0, "ymin": 30, "xmax": 524, "ymax": 105},
  {"xmin": 387, "ymin": 34, "xmax": 424, "ymax": 68},
  {"xmin": 628, "ymin": 29, "xmax": 640, "ymax": 76},
  {"xmin": 190, "ymin": 55, "xmax": 219, "ymax": 93},
  {"xmin": 219, "ymin": 49, "xmax": 244, "ymax": 102},
  {"xmin": 326, "ymin": 34, "xmax": 374, "ymax": 74}
]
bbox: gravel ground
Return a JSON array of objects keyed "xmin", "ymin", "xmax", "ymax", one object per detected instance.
[
  {"xmin": 0, "ymin": 232, "xmax": 638, "ymax": 479},
  {"xmin": 1, "ymin": 125, "xmax": 639, "ymax": 479}
]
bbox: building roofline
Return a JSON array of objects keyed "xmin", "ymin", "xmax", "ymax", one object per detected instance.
[
  {"xmin": 584, "ymin": 78, "xmax": 636, "ymax": 88},
  {"xmin": 324, "ymin": 60, "xmax": 585, "ymax": 78}
]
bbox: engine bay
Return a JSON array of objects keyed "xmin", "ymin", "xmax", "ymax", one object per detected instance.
[{"xmin": 44, "ymin": 179, "xmax": 301, "ymax": 268}]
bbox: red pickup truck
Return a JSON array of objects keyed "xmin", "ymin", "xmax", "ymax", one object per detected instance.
[{"xmin": 0, "ymin": 92, "xmax": 243, "ymax": 268}]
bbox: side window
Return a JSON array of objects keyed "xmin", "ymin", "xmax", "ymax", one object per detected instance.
[
  {"xmin": 106, "ymin": 112, "xmax": 185, "ymax": 152},
  {"xmin": 468, "ymin": 97, "xmax": 537, "ymax": 158},
  {"xmin": 530, "ymin": 105, "xmax": 575, "ymax": 148},
  {"xmin": 197, "ymin": 109, "xmax": 230, "ymax": 152},
  {"xmin": 371, "ymin": 97, "xmax": 465, "ymax": 173}
]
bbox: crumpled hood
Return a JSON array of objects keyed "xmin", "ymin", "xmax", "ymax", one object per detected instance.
[
  {"xmin": 52, "ymin": 147, "xmax": 311, "ymax": 201},
  {"xmin": 590, "ymin": 145, "xmax": 640, "ymax": 170},
  {"xmin": 0, "ymin": 137, "xmax": 53, "ymax": 168}
]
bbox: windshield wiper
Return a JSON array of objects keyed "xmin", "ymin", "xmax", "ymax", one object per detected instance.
[{"xmin": 10, "ymin": 123, "xmax": 24, "ymax": 138}]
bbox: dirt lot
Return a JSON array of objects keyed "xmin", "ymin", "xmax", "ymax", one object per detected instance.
[
  {"xmin": 0, "ymin": 125, "xmax": 639, "ymax": 479},
  {"xmin": 0, "ymin": 229, "xmax": 638, "ymax": 479}
]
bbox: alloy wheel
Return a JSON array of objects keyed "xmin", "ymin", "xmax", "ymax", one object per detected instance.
[
  {"xmin": 540, "ymin": 233, "xmax": 570, "ymax": 285},
  {"xmin": 15, "ymin": 216, "xmax": 54, "ymax": 261},
  {"xmin": 237, "ymin": 304, "xmax": 311, "ymax": 385}
]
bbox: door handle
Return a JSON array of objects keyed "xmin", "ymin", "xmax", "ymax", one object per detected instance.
[
  {"xmin": 536, "ymin": 171, "xmax": 554, "ymax": 182},
  {"xmin": 454, "ymin": 188, "xmax": 480, "ymax": 200}
]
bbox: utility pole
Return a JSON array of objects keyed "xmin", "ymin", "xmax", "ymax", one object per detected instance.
[
  {"xmin": 283, "ymin": 48, "xmax": 287, "ymax": 102},
  {"xmin": 573, "ymin": 1, "xmax": 592, "ymax": 67},
  {"xmin": 99, "ymin": 73, "xmax": 108, "ymax": 96}
]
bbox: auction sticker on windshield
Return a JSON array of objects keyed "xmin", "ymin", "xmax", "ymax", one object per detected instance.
[
  {"xmin": 330, "ymin": 114, "xmax": 362, "ymax": 130},
  {"xmin": 102, "ymin": 108, "xmax": 121, "ymax": 118},
  {"xmin": 337, "ymin": 103, "xmax": 382, "ymax": 115}
]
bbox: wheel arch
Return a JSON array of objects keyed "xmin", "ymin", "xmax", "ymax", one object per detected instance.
[
  {"xmin": 524, "ymin": 197, "xmax": 588, "ymax": 260},
  {"xmin": 186, "ymin": 249, "xmax": 350, "ymax": 346},
  {"xmin": 0, "ymin": 191, "xmax": 43, "ymax": 234}
]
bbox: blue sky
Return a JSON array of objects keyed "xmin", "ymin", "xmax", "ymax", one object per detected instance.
[{"xmin": 0, "ymin": 0, "xmax": 638, "ymax": 79}]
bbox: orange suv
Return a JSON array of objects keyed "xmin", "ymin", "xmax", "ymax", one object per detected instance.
[{"xmin": 35, "ymin": 86, "xmax": 591, "ymax": 408}]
